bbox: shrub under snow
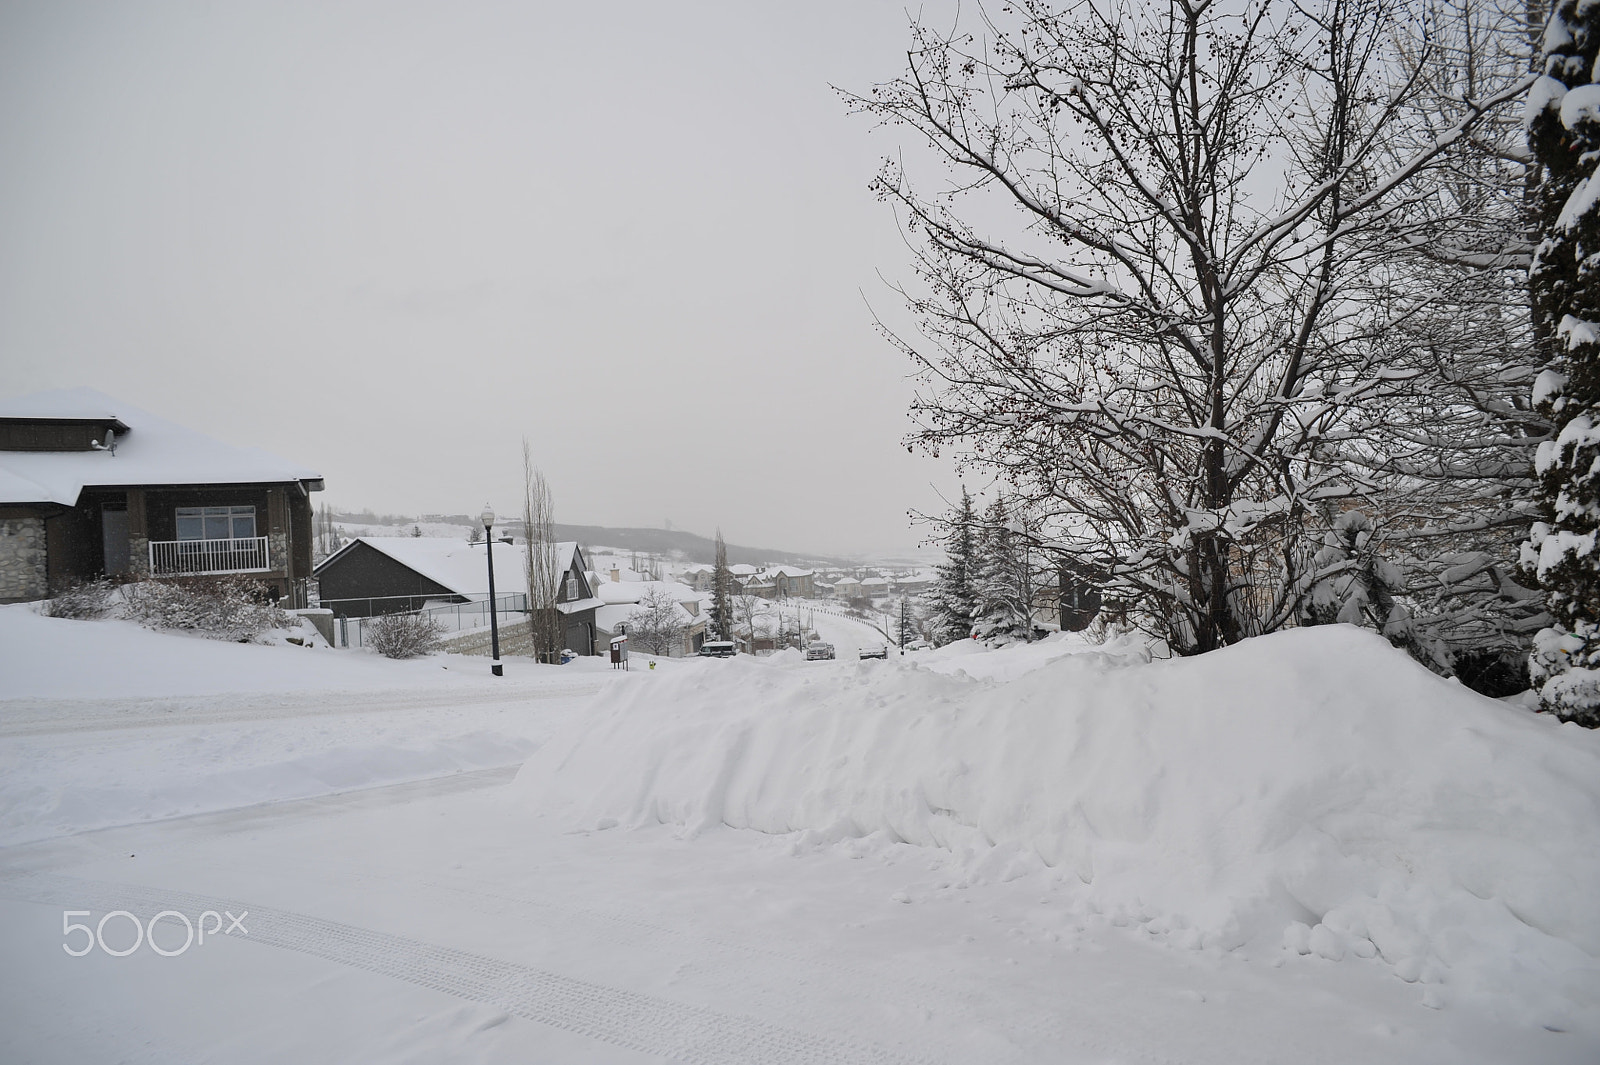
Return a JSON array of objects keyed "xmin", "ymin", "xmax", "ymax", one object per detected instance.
[
  {"xmin": 364, "ymin": 611, "xmax": 445, "ymax": 659},
  {"xmin": 121, "ymin": 576, "xmax": 293, "ymax": 641},
  {"xmin": 513, "ymin": 626, "xmax": 1600, "ymax": 1029},
  {"xmin": 43, "ymin": 577, "xmax": 116, "ymax": 620}
]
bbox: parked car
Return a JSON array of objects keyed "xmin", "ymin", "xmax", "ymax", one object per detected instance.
[
  {"xmin": 804, "ymin": 642, "xmax": 835, "ymax": 661},
  {"xmin": 698, "ymin": 641, "xmax": 737, "ymax": 658},
  {"xmin": 859, "ymin": 645, "xmax": 889, "ymax": 660}
]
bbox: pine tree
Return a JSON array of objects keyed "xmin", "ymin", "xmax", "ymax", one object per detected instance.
[
  {"xmin": 970, "ymin": 495, "xmax": 1032, "ymax": 645},
  {"xmin": 710, "ymin": 528, "xmax": 733, "ymax": 642},
  {"xmin": 930, "ymin": 488, "xmax": 978, "ymax": 644},
  {"xmin": 1525, "ymin": 1, "xmax": 1600, "ymax": 725}
]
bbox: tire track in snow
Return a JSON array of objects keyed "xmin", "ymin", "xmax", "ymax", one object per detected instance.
[
  {"xmin": 0, "ymin": 872, "xmax": 928, "ymax": 1065},
  {"xmin": 0, "ymin": 682, "xmax": 605, "ymax": 738}
]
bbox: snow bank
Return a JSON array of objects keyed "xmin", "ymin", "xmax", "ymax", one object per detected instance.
[
  {"xmin": 0, "ymin": 606, "xmax": 572, "ymax": 699},
  {"xmin": 513, "ymin": 626, "xmax": 1600, "ymax": 1027}
]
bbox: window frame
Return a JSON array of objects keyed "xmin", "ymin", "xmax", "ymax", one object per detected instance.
[{"xmin": 175, "ymin": 505, "xmax": 258, "ymax": 542}]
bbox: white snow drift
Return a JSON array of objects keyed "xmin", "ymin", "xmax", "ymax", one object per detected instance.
[{"xmin": 515, "ymin": 626, "xmax": 1600, "ymax": 1027}]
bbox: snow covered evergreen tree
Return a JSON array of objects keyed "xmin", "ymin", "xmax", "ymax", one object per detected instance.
[
  {"xmin": 929, "ymin": 488, "xmax": 978, "ymax": 645},
  {"xmin": 970, "ymin": 496, "xmax": 1032, "ymax": 645},
  {"xmin": 1525, "ymin": 0, "xmax": 1600, "ymax": 725},
  {"xmin": 709, "ymin": 528, "xmax": 733, "ymax": 641}
]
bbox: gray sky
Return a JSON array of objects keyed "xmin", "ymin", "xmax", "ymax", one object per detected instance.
[{"xmin": 0, "ymin": 1, "xmax": 966, "ymax": 557}]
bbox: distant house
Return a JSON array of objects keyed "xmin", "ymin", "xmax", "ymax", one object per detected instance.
[
  {"xmin": 832, "ymin": 576, "xmax": 861, "ymax": 601},
  {"xmin": 677, "ymin": 564, "xmax": 715, "ymax": 592},
  {"xmin": 768, "ymin": 566, "xmax": 815, "ymax": 599},
  {"xmin": 858, "ymin": 576, "xmax": 890, "ymax": 599},
  {"xmin": 313, "ymin": 537, "xmax": 602, "ymax": 655},
  {"xmin": 742, "ymin": 576, "xmax": 778, "ymax": 599},
  {"xmin": 0, "ymin": 388, "xmax": 323, "ymax": 606},
  {"xmin": 893, "ymin": 573, "xmax": 934, "ymax": 595}
]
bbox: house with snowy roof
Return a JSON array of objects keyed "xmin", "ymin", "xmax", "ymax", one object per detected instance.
[
  {"xmin": 591, "ymin": 577, "xmax": 707, "ymax": 656},
  {"xmin": 767, "ymin": 565, "xmax": 814, "ymax": 599},
  {"xmin": 0, "ymin": 388, "xmax": 324, "ymax": 605},
  {"xmin": 676, "ymin": 564, "xmax": 715, "ymax": 592},
  {"xmin": 313, "ymin": 537, "xmax": 602, "ymax": 654}
]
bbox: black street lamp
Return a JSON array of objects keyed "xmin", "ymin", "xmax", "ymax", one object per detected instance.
[{"xmin": 480, "ymin": 503, "xmax": 503, "ymax": 677}]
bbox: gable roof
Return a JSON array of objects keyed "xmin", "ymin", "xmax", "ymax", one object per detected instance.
[
  {"xmin": 316, "ymin": 537, "xmax": 584, "ymax": 601},
  {"xmin": 0, "ymin": 387, "xmax": 322, "ymax": 506},
  {"xmin": 595, "ymin": 578, "xmax": 699, "ymax": 606}
]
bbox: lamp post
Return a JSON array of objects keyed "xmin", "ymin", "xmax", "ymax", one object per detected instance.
[{"xmin": 481, "ymin": 504, "xmax": 503, "ymax": 677}]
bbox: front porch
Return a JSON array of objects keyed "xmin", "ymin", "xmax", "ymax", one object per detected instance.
[{"xmin": 147, "ymin": 535, "xmax": 272, "ymax": 577}]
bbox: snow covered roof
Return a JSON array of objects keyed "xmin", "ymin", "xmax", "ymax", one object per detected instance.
[
  {"xmin": 318, "ymin": 537, "xmax": 579, "ymax": 599},
  {"xmin": 0, "ymin": 388, "xmax": 323, "ymax": 506},
  {"xmin": 594, "ymin": 596, "xmax": 701, "ymax": 637},
  {"xmin": 728, "ymin": 564, "xmax": 760, "ymax": 576},
  {"xmin": 834, "ymin": 577, "xmax": 861, "ymax": 587},
  {"xmin": 768, "ymin": 566, "xmax": 814, "ymax": 578},
  {"xmin": 596, "ymin": 579, "xmax": 699, "ymax": 606},
  {"xmin": 0, "ymin": 391, "xmax": 125, "ymax": 422}
]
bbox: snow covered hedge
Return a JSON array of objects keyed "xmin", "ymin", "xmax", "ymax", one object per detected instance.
[
  {"xmin": 43, "ymin": 577, "xmax": 115, "ymax": 620},
  {"xmin": 514, "ymin": 627, "xmax": 1600, "ymax": 1028},
  {"xmin": 121, "ymin": 576, "xmax": 293, "ymax": 642}
]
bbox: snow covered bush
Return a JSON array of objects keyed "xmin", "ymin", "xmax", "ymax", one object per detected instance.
[
  {"xmin": 364, "ymin": 611, "xmax": 446, "ymax": 659},
  {"xmin": 1524, "ymin": 0, "xmax": 1600, "ymax": 725},
  {"xmin": 1302, "ymin": 511, "xmax": 1446, "ymax": 672},
  {"xmin": 44, "ymin": 577, "xmax": 115, "ymax": 619},
  {"xmin": 121, "ymin": 576, "xmax": 293, "ymax": 642}
]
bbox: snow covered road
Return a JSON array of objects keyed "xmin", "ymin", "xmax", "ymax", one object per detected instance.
[
  {"xmin": 7, "ymin": 771, "xmax": 1583, "ymax": 1065},
  {"xmin": 2, "ymin": 609, "xmax": 1595, "ymax": 1063}
]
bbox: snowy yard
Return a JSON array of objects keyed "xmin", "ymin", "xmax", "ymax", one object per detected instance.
[{"xmin": 1, "ymin": 605, "xmax": 1597, "ymax": 1064}]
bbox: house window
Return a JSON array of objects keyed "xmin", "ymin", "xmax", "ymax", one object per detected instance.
[
  {"xmin": 176, "ymin": 506, "xmax": 257, "ymax": 541},
  {"xmin": 565, "ymin": 576, "xmax": 579, "ymax": 601}
]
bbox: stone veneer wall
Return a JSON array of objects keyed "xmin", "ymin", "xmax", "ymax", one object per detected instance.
[{"xmin": 0, "ymin": 516, "xmax": 48, "ymax": 602}]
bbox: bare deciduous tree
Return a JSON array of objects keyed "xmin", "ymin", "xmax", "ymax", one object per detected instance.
[
  {"xmin": 733, "ymin": 588, "xmax": 765, "ymax": 654},
  {"xmin": 521, "ymin": 441, "xmax": 563, "ymax": 663},
  {"xmin": 626, "ymin": 585, "xmax": 690, "ymax": 657},
  {"xmin": 852, "ymin": 0, "xmax": 1533, "ymax": 655}
]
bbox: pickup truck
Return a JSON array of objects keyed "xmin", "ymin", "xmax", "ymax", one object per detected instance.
[{"xmin": 804, "ymin": 642, "xmax": 835, "ymax": 661}]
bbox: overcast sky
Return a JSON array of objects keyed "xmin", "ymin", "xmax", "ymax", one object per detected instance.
[{"xmin": 0, "ymin": 1, "xmax": 971, "ymax": 558}]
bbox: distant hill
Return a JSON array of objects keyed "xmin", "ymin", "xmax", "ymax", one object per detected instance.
[
  {"xmin": 552, "ymin": 524, "xmax": 852, "ymax": 568},
  {"xmin": 327, "ymin": 510, "xmax": 851, "ymax": 568}
]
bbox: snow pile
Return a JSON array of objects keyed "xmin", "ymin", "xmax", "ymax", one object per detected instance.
[{"xmin": 514, "ymin": 626, "xmax": 1600, "ymax": 1026}]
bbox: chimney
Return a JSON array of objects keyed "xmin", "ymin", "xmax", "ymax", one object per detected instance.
[{"xmin": 610, "ymin": 566, "xmax": 620, "ymax": 583}]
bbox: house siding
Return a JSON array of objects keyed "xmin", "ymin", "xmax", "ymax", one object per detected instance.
[{"xmin": 314, "ymin": 541, "xmax": 461, "ymax": 617}]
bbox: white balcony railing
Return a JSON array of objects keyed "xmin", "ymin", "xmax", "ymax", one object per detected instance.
[{"xmin": 148, "ymin": 536, "xmax": 271, "ymax": 576}]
